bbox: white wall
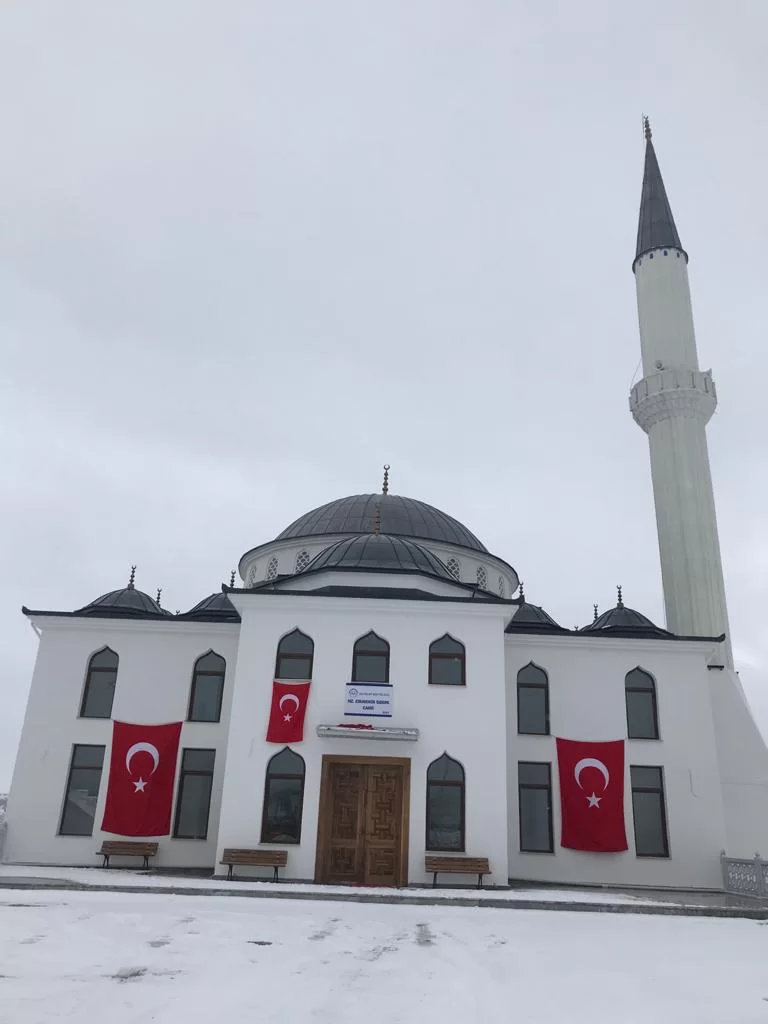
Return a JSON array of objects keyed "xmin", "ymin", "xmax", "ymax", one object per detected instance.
[
  {"xmin": 506, "ymin": 633, "xmax": 728, "ymax": 889},
  {"xmin": 217, "ymin": 592, "xmax": 510, "ymax": 885},
  {"xmin": 4, "ymin": 617, "xmax": 239, "ymax": 868}
]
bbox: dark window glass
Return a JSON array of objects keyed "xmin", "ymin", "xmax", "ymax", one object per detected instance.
[
  {"xmin": 518, "ymin": 761, "xmax": 553, "ymax": 852},
  {"xmin": 80, "ymin": 648, "xmax": 119, "ymax": 719},
  {"xmin": 352, "ymin": 631, "xmax": 390, "ymax": 683},
  {"xmin": 625, "ymin": 668, "xmax": 659, "ymax": 739},
  {"xmin": 426, "ymin": 753, "xmax": 465, "ymax": 851},
  {"xmin": 59, "ymin": 744, "xmax": 105, "ymax": 836},
  {"xmin": 517, "ymin": 663, "xmax": 549, "ymax": 735},
  {"xmin": 261, "ymin": 747, "xmax": 305, "ymax": 844},
  {"xmin": 429, "ymin": 634, "xmax": 466, "ymax": 686},
  {"xmin": 275, "ymin": 629, "xmax": 314, "ymax": 680},
  {"xmin": 188, "ymin": 651, "xmax": 226, "ymax": 722},
  {"xmin": 173, "ymin": 748, "xmax": 215, "ymax": 839},
  {"xmin": 631, "ymin": 765, "xmax": 669, "ymax": 857}
]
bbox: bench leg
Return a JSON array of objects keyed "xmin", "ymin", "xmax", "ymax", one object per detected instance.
[
  {"xmin": 103, "ymin": 856, "xmax": 109, "ymax": 869},
  {"xmin": 477, "ymin": 873, "xmax": 483, "ymax": 890},
  {"xmin": 432, "ymin": 872, "xmax": 438, "ymax": 888},
  {"xmin": 227, "ymin": 864, "xmax": 234, "ymax": 881},
  {"xmin": 272, "ymin": 866, "xmax": 279, "ymax": 883},
  {"xmin": 143, "ymin": 856, "xmax": 149, "ymax": 870}
]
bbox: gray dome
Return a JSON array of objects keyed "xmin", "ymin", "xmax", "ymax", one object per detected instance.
[
  {"xmin": 182, "ymin": 592, "xmax": 240, "ymax": 622},
  {"xmin": 581, "ymin": 599, "xmax": 670, "ymax": 639},
  {"xmin": 77, "ymin": 585, "xmax": 171, "ymax": 619},
  {"xmin": 505, "ymin": 601, "xmax": 567, "ymax": 634},
  {"xmin": 276, "ymin": 494, "xmax": 487, "ymax": 553},
  {"xmin": 302, "ymin": 534, "xmax": 457, "ymax": 581}
]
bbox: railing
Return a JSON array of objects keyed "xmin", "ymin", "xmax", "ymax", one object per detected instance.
[{"xmin": 721, "ymin": 850, "xmax": 768, "ymax": 898}]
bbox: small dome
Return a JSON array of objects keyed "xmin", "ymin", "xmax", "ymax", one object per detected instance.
[
  {"xmin": 77, "ymin": 584, "xmax": 171, "ymax": 619},
  {"xmin": 182, "ymin": 592, "xmax": 240, "ymax": 622},
  {"xmin": 301, "ymin": 534, "xmax": 458, "ymax": 581},
  {"xmin": 276, "ymin": 494, "xmax": 487, "ymax": 553},
  {"xmin": 505, "ymin": 600, "xmax": 567, "ymax": 634},
  {"xmin": 581, "ymin": 593, "xmax": 670, "ymax": 639}
]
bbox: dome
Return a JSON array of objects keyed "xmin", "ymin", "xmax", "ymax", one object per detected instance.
[
  {"xmin": 181, "ymin": 592, "xmax": 240, "ymax": 622},
  {"xmin": 77, "ymin": 584, "xmax": 171, "ymax": 619},
  {"xmin": 301, "ymin": 534, "xmax": 458, "ymax": 581},
  {"xmin": 276, "ymin": 494, "xmax": 487, "ymax": 553},
  {"xmin": 505, "ymin": 600, "xmax": 568, "ymax": 634},
  {"xmin": 581, "ymin": 591, "xmax": 671, "ymax": 639}
]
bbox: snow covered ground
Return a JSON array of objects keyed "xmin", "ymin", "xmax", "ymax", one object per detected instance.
[{"xmin": 1, "ymin": 889, "xmax": 767, "ymax": 1023}]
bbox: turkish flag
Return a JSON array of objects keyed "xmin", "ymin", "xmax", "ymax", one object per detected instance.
[
  {"xmin": 101, "ymin": 721, "xmax": 182, "ymax": 837},
  {"xmin": 266, "ymin": 681, "xmax": 311, "ymax": 743},
  {"xmin": 556, "ymin": 738, "xmax": 628, "ymax": 853}
]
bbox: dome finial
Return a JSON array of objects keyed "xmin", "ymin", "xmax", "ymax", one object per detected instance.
[
  {"xmin": 156, "ymin": 587, "xmax": 162, "ymax": 605},
  {"xmin": 230, "ymin": 569, "xmax": 236, "ymax": 587},
  {"xmin": 128, "ymin": 565, "xmax": 136, "ymax": 590},
  {"xmin": 643, "ymin": 114, "xmax": 651, "ymax": 142},
  {"xmin": 593, "ymin": 603, "xmax": 599, "ymax": 622},
  {"xmin": 518, "ymin": 580, "xmax": 525, "ymax": 601},
  {"xmin": 382, "ymin": 464, "xmax": 390, "ymax": 495},
  {"xmin": 617, "ymin": 584, "xmax": 624, "ymax": 608}
]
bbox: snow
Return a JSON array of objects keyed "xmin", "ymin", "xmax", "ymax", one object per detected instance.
[
  {"xmin": 0, "ymin": 889, "xmax": 767, "ymax": 1023},
  {"xmin": 0, "ymin": 863, "xmax": 670, "ymax": 905}
]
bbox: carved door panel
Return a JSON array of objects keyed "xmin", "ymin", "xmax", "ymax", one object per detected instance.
[
  {"xmin": 363, "ymin": 765, "xmax": 403, "ymax": 887},
  {"xmin": 321, "ymin": 764, "xmax": 365, "ymax": 884}
]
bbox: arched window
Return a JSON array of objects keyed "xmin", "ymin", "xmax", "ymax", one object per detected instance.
[
  {"xmin": 261, "ymin": 747, "xmax": 305, "ymax": 844},
  {"xmin": 426, "ymin": 753, "xmax": 465, "ymax": 851},
  {"xmin": 275, "ymin": 629, "xmax": 314, "ymax": 680},
  {"xmin": 476, "ymin": 566, "xmax": 488, "ymax": 590},
  {"xmin": 266, "ymin": 556, "xmax": 279, "ymax": 581},
  {"xmin": 625, "ymin": 668, "xmax": 659, "ymax": 739},
  {"xmin": 187, "ymin": 651, "xmax": 226, "ymax": 722},
  {"xmin": 498, "ymin": 575, "xmax": 505, "ymax": 597},
  {"xmin": 446, "ymin": 557, "xmax": 460, "ymax": 581},
  {"xmin": 352, "ymin": 631, "xmax": 390, "ymax": 683},
  {"xmin": 517, "ymin": 662, "xmax": 549, "ymax": 735},
  {"xmin": 80, "ymin": 648, "xmax": 119, "ymax": 719},
  {"xmin": 294, "ymin": 550, "xmax": 311, "ymax": 573},
  {"xmin": 246, "ymin": 565, "xmax": 258, "ymax": 587},
  {"xmin": 429, "ymin": 634, "xmax": 466, "ymax": 686}
]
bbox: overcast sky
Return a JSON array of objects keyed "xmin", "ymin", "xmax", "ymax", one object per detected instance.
[{"xmin": 2, "ymin": 2, "xmax": 767, "ymax": 789}]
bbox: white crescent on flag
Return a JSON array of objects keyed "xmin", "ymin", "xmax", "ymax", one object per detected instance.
[
  {"xmin": 574, "ymin": 757, "xmax": 610, "ymax": 791},
  {"xmin": 279, "ymin": 694, "xmax": 300, "ymax": 713},
  {"xmin": 125, "ymin": 742, "xmax": 160, "ymax": 778}
]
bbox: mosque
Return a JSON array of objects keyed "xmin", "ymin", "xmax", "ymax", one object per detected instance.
[{"xmin": 5, "ymin": 124, "xmax": 768, "ymax": 890}]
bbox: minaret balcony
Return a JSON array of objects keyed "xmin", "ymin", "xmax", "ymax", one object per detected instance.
[{"xmin": 630, "ymin": 368, "xmax": 717, "ymax": 432}]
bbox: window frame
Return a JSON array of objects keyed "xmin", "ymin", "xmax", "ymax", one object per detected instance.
[
  {"xmin": 58, "ymin": 743, "xmax": 106, "ymax": 836},
  {"xmin": 428, "ymin": 634, "xmax": 466, "ymax": 686},
  {"xmin": 274, "ymin": 629, "xmax": 314, "ymax": 681},
  {"xmin": 173, "ymin": 747, "xmax": 216, "ymax": 840},
  {"xmin": 625, "ymin": 667, "xmax": 660, "ymax": 740},
  {"xmin": 630, "ymin": 764, "xmax": 670, "ymax": 858},
  {"xmin": 425, "ymin": 753, "xmax": 466, "ymax": 853},
  {"xmin": 187, "ymin": 650, "xmax": 226, "ymax": 723},
  {"xmin": 351, "ymin": 631, "xmax": 390, "ymax": 684},
  {"xmin": 260, "ymin": 747, "xmax": 306, "ymax": 845},
  {"xmin": 516, "ymin": 662, "xmax": 550, "ymax": 736},
  {"xmin": 79, "ymin": 647, "xmax": 119, "ymax": 720},
  {"xmin": 517, "ymin": 760, "xmax": 554, "ymax": 853}
]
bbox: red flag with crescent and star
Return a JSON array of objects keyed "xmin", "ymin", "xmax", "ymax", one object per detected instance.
[
  {"xmin": 266, "ymin": 681, "xmax": 311, "ymax": 743},
  {"xmin": 556, "ymin": 737, "xmax": 628, "ymax": 852},
  {"xmin": 101, "ymin": 721, "xmax": 182, "ymax": 837}
]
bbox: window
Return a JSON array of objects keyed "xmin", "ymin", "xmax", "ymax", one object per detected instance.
[
  {"xmin": 59, "ymin": 744, "xmax": 105, "ymax": 836},
  {"xmin": 518, "ymin": 761, "xmax": 553, "ymax": 852},
  {"xmin": 261, "ymin": 747, "xmax": 305, "ymax": 843},
  {"xmin": 79, "ymin": 648, "xmax": 119, "ymax": 719},
  {"xmin": 246, "ymin": 566, "xmax": 258, "ymax": 586},
  {"xmin": 173, "ymin": 748, "xmax": 215, "ymax": 839},
  {"xmin": 266, "ymin": 556, "xmax": 279, "ymax": 581},
  {"xmin": 275, "ymin": 629, "xmax": 314, "ymax": 680},
  {"xmin": 446, "ymin": 557, "xmax": 460, "ymax": 581},
  {"xmin": 476, "ymin": 566, "xmax": 488, "ymax": 590},
  {"xmin": 187, "ymin": 651, "xmax": 226, "ymax": 722},
  {"xmin": 631, "ymin": 765, "xmax": 669, "ymax": 857},
  {"xmin": 517, "ymin": 663, "xmax": 549, "ymax": 735},
  {"xmin": 295, "ymin": 550, "xmax": 311, "ymax": 573},
  {"xmin": 352, "ymin": 631, "xmax": 389, "ymax": 683},
  {"xmin": 498, "ymin": 576, "xmax": 505, "ymax": 597},
  {"xmin": 426, "ymin": 753, "xmax": 465, "ymax": 851},
  {"xmin": 625, "ymin": 668, "xmax": 659, "ymax": 739},
  {"xmin": 429, "ymin": 634, "xmax": 466, "ymax": 686}
]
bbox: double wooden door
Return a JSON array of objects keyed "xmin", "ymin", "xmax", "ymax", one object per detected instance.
[{"xmin": 315, "ymin": 756, "xmax": 410, "ymax": 887}]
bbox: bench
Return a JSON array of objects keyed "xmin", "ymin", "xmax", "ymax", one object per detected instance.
[
  {"xmin": 220, "ymin": 848, "xmax": 288, "ymax": 882},
  {"xmin": 425, "ymin": 855, "xmax": 490, "ymax": 889},
  {"xmin": 97, "ymin": 841, "xmax": 159, "ymax": 870}
]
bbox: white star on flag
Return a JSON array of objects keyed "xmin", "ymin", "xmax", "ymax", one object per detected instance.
[
  {"xmin": 586, "ymin": 792, "xmax": 601, "ymax": 808},
  {"xmin": 133, "ymin": 778, "xmax": 147, "ymax": 793},
  {"xmin": 283, "ymin": 713, "xmax": 293, "ymax": 722}
]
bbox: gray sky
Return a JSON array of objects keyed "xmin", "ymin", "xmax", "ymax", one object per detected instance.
[{"xmin": 2, "ymin": 2, "xmax": 767, "ymax": 790}]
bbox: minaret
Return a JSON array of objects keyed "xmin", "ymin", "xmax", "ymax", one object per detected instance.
[{"xmin": 629, "ymin": 118, "xmax": 732, "ymax": 665}]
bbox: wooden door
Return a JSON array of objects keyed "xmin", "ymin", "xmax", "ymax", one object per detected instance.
[{"xmin": 316, "ymin": 756, "xmax": 410, "ymax": 886}]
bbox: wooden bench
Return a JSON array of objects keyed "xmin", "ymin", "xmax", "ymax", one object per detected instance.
[
  {"xmin": 425, "ymin": 855, "xmax": 490, "ymax": 889},
  {"xmin": 97, "ymin": 841, "xmax": 159, "ymax": 870},
  {"xmin": 220, "ymin": 848, "xmax": 288, "ymax": 882}
]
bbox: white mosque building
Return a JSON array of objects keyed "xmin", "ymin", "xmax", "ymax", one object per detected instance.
[{"xmin": 5, "ymin": 124, "xmax": 768, "ymax": 891}]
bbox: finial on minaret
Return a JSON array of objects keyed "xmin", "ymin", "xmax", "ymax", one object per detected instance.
[
  {"xmin": 230, "ymin": 570, "xmax": 236, "ymax": 587},
  {"xmin": 156, "ymin": 587, "xmax": 162, "ymax": 605},
  {"xmin": 128, "ymin": 565, "xmax": 136, "ymax": 589},
  {"xmin": 518, "ymin": 581, "xmax": 525, "ymax": 601},
  {"xmin": 617, "ymin": 585, "xmax": 624, "ymax": 608},
  {"xmin": 382, "ymin": 464, "xmax": 390, "ymax": 496},
  {"xmin": 593, "ymin": 603, "xmax": 599, "ymax": 622},
  {"xmin": 643, "ymin": 115, "xmax": 652, "ymax": 142}
]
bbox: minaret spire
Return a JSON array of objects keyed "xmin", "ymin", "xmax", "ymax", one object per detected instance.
[{"xmin": 635, "ymin": 117, "xmax": 684, "ymax": 265}]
